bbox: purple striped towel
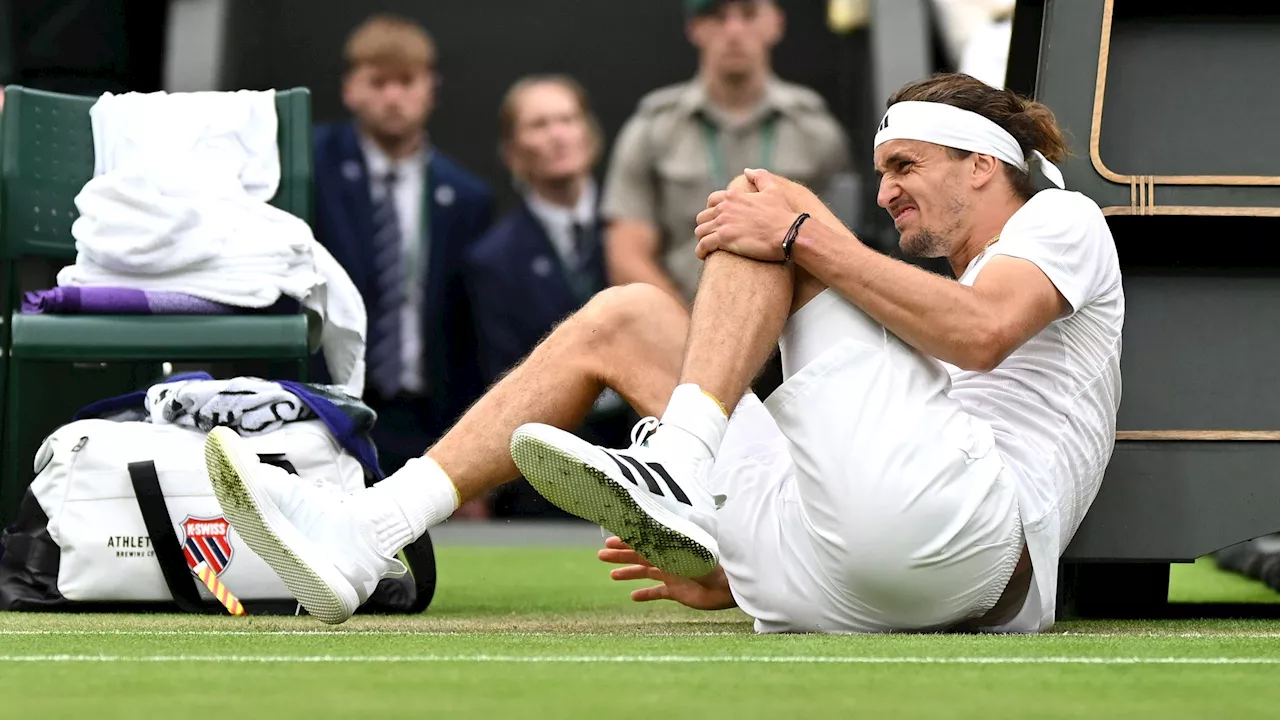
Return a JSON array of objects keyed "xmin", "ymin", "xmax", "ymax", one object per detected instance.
[{"xmin": 22, "ymin": 287, "xmax": 237, "ymax": 315}]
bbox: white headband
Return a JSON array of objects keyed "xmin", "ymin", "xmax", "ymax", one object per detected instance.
[{"xmin": 874, "ymin": 101, "xmax": 1065, "ymax": 189}]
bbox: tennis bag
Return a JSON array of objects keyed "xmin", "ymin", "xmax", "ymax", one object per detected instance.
[{"xmin": 0, "ymin": 418, "xmax": 436, "ymax": 615}]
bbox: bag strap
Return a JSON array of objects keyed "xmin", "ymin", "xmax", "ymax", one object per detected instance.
[
  {"xmin": 257, "ymin": 454, "xmax": 298, "ymax": 475},
  {"xmin": 128, "ymin": 461, "xmax": 211, "ymax": 614},
  {"xmin": 401, "ymin": 531, "xmax": 437, "ymax": 613}
]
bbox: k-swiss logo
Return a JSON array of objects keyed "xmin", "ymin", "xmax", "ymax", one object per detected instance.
[{"xmin": 181, "ymin": 515, "xmax": 234, "ymax": 575}]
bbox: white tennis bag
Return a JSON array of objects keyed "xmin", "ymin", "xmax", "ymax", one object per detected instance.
[{"xmin": 27, "ymin": 417, "xmax": 363, "ymax": 604}]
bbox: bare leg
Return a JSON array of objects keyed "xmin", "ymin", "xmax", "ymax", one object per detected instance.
[
  {"xmin": 429, "ymin": 283, "xmax": 689, "ymax": 503},
  {"xmin": 201, "ymin": 286, "xmax": 690, "ymax": 625},
  {"xmin": 679, "ymin": 251, "xmax": 792, "ymax": 415},
  {"xmin": 677, "ymin": 172, "xmax": 833, "ymax": 415}
]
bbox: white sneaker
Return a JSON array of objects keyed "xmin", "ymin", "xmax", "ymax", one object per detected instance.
[
  {"xmin": 510, "ymin": 417, "xmax": 721, "ymax": 579},
  {"xmin": 204, "ymin": 427, "xmax": 405, "ymax": 624}
]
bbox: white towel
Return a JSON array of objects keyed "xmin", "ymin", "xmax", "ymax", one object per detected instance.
[
  {"xmin": 58, "ymin": 90, "xmax": 367, "ymax": 397},
  {"xmin": 146, "ymin": 376, "xmax": 315, "ymax": 435}
]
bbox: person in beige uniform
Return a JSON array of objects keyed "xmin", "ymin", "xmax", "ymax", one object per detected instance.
[{"xmin": 602, "ymin": 0, "xmax": 852, "ymax": 305}]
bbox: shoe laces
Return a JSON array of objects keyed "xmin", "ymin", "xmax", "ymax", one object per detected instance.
[{"xmin": 629, "ymin": 416, "xmax": 661, "ymax": 448}]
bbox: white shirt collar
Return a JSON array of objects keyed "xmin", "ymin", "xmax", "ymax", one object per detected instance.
[
  {"xmin": 524, "ymin": 180, "xmax": 598, "ymax": 266},
  {"xmin": 525, "ymin": 181, "xmax": 597, "ymax": 229}
]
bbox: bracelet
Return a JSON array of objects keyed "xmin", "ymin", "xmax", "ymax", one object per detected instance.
[{"xmin": 781, "ymin": 213, "xmax": 809, "ymax": 263}]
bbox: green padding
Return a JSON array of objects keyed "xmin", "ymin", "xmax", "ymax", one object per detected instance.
[{"xmin": 10, "ymin": 314, "xmax": 309, "ymax": 361}]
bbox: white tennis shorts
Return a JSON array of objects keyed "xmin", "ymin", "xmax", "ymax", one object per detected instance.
[{"xmin": 708, "ymin": 289, "xmax": 1024, "ymax": 633}]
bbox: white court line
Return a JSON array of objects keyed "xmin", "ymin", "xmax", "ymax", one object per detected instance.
[
  {"xmin": 0, "ymin": 654, "xmax": 1278, "ymax": 665},
  {"xmin": 0, "ymin": 629, "xmax": 739, "ymax": 637},
  {"xmin": 3, "ymin": 629, "xmax": 1280, "ymax": 638},
  {"xmin": 1052, "ymin": 632, "xmax": 1280, "ymax": 639},
  {"xmin": 0, "ymin": 630, "xmax": 518, "ymax": 637}
]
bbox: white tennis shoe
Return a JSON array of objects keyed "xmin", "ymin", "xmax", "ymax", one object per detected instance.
[
  {"xmin": 204, "ymin": 427, "xmax": 405, "ymax": 624},
  {"xmin": 511, "ymin": 417, "xmax": 722, "ymax": 579}
]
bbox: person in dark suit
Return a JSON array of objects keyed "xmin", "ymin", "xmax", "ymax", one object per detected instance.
[
  {"xmin": 313, "ymin": 14, "xmax": 493, "ymax": 484},
  {"xmin": 464, "ymin": 75, "xmax": 634, "ymax": 517}
]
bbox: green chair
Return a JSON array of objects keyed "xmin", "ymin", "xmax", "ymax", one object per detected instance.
[{"xmin": 0, "ymin": 85, "xmax": 317, "ymax": 524}]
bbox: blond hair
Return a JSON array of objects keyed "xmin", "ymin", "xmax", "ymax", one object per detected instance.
[{"xmin": 344, "ymin": 14, "xmax": 436, "ymax": 73}]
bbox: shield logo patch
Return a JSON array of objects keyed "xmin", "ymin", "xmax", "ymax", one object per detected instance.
[{"xmin": 181, "ymin": 515, "xmax": 234, "ymax": 575}]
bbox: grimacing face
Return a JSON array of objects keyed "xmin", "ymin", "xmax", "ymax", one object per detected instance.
[
  {"xmin": 343, "ymin": 62, "xmax": 434, "ymax": 144},
  {"xmin": 874, "ymin": 139, "xmax": 972, "ymax": 258},
  {"xmin": 506, "ymin": 82, "xmax": 596, "ymax": 184},
  {"xmin": 688, "ymin": 0, "xmax": 783, "ymax": 83}
]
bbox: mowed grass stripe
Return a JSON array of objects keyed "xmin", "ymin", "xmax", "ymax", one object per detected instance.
[
  {"xmin": 3, "ymin": 654, "xmax": 1280, "ymax": 665},
  {"xmin": 7, "ymin": 627, "xmax": 1280, "ymax": 663}
]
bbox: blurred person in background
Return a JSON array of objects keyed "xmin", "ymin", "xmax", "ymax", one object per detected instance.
[
  {"xmin": 602, "ymin": 0, "xmax": 851, "ymax": 309},
  {"xmin": 312, "ymin": 14, "xmax": 493, "ymax": 493},
  {"xmin": 602, "ymin": 0, "xmax": 851, "ymax": 399},
  {"xmin": 464, "ymin": 75, "xmax": 634, "ymax": 518}
]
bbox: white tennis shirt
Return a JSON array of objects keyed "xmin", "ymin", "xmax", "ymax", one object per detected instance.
[{"xmin": 945, "ymin": 189, "xmax": 1125, "ymax": 631}]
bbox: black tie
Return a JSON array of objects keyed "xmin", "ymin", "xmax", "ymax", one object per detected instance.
[
  {"xmin": 571, "ymin": 222, "xmax": 593, "ymax": 269},
  {"xmin": 568, "ymin": 222, "xmax": 600, "ymax": 302},
  {"xmin": 368, "ymin": 171, "xmax": 405, "ymax": 398}
]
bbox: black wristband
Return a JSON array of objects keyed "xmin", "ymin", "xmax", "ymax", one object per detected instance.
[{"xmin": 781, "ymin": 213, "xmax": 810, "ymax": 263}]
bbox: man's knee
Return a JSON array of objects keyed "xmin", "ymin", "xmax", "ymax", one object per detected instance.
[{"xmin": 571, "ymin": 283, "xmax": 683, "ymax": 350}]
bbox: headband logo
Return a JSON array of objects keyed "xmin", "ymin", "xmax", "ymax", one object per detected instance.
[{"xmin": 877, "ymin": 113, "xmax": 889, "ymax": 132}]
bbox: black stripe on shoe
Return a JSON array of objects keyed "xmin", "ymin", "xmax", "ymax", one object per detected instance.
[
  {"xmin": 618, "ymin": 454, "xmax": 664, "ymax": 496},
  {"xmin": 645, "ymin": 462, "xmax": 692, "ymax": 506},
  {"xmin": 604, "ymin": 452, "xmax": 639, "ymax": 486},
  {"xmin": 510, "ymin": 427, "xmax": 719, "ymax": 579},
  {"xmin": 604, "ymin": 452, "xmax": 694, "ymax": 507}
]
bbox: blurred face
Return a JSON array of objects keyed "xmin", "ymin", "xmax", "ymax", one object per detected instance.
[
  {"xmin": 505, "ymin": 82, "xmax": 596, "ymax": 186},
  {"xmin": 343, "ymin": 62, "xmax": 434, "ymax": 143},
  {"xmin": 875, "ymin": 139, "xmax": 972, "ymax": 258},
  {"xmin": 688, "ymin": 0, "xmax": 783, "ymax": 82}
]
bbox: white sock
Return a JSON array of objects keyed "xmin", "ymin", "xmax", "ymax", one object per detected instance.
[
  {"xmin": 657, "ymin": 383, "xmax": 730, "ymax": 462},
  {"xmin": 357, "ymin": 456, "xmax": 459, "ymax": 559}
]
